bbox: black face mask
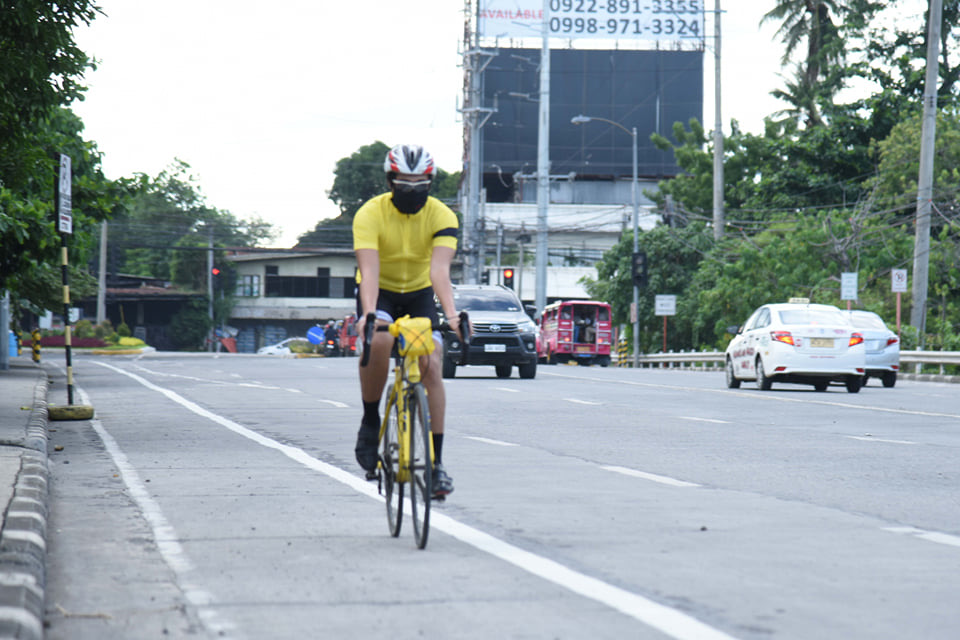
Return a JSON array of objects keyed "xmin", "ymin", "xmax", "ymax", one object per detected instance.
[{"xmin": 391, "ymin": 182, "xmax": 430, "ymax": 214}]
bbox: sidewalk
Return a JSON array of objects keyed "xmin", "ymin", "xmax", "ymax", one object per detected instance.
[{"xmin": 0, "ymin": 359, "xmax": 49, "ymax": 640}]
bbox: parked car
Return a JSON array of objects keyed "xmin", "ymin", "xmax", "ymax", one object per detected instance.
[
  {"xmin": 725, "ymin": 300, "xmax": 866, "ymax": 393},
  {"xmin": 256, "ymin": 337, "xmax": 309, "ymax": 355},
  {"xmin": 441, "ymin": 284, "xmax": 539, "ymax": 379},
  {"xmin": 842, "ymin": 310, "xmax": 900, "ymax": 387}
]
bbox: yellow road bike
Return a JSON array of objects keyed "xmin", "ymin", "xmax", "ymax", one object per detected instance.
[{"xmin": 360, "ymin": 311, "xmax": 469, "ymax": 549}]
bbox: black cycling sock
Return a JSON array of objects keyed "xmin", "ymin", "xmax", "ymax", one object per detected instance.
[
  {"xmin": 362, "ymin": 401, "xmax": 380, "ymax": 427},
  {"xmin": 433, "ymin": 433, "xmax": 444, "ymax": 466}
]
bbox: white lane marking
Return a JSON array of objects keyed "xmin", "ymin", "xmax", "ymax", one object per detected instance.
[
  {"xmin": 94, "ymin": 361, "xmax": 740, "ymax": 640},
  {"xmin": 493, "ymin": 386, "xmax": 520, "ymax": 393},
  {"xmin": 465, "ymin": 436, "xmax": 519, "ymax": 447},
  {"xmin": 133, "ymin": 364, "xmax": 290, "ymax": 392},
  {"xmin": 566, "ymin": 398, "xmax": 602, "ymax": 405},
  {"xmin": 845, "ymin": 436, "xmax": 916, "ymax": 445},
  {"xmin": 883, "ymin": 526, "xmax": 960, "ymax": 549},
  {"xmin": 317, "ymin": 399, "xmax": 350, "ymax": 408},
  {"xmin": 77, "ymin": 386, "xmax": 237, "ymax": 638},
  {"xmin": 540, "ymin": 371, "xmax": 960, "ymax": 420},
  {"xmin": 602, "ymin": 465, "xmax": 701, "ymax": 488},
  {"xmin": 679, "ymin": 416, "xmax": 730, "ymax": 424}
]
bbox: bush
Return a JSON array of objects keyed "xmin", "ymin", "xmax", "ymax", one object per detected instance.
[
  {"xmin": 118, "ymin": 336, "xmax": 145, "ymax": 347},
  {"xmin": 94, "ymin": 320, "xmax": 112, "ymax": 340},
  {"xmin": 74, "ymin": 319, "xmax": 94, "ymax": 338},
  {"xmin": 117, "ymin": 322, "xmax": 131, "ymax": 338}
]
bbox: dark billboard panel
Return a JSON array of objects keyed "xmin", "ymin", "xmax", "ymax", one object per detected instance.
[{"xmin": 481, "ymin": 48, "xmax": 703, "ymax": 182}]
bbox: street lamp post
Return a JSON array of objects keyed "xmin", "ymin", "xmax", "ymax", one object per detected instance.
[{"xmin": 572, "ymin": 115, "xmax": 640, "ymax": 367}]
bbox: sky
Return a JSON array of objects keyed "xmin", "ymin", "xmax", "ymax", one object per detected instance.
[{"xmin": 72, "ymin": 1, "xmax": 930, "ymax": 247}]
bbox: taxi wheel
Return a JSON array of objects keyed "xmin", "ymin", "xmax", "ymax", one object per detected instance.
[
  {"xmin": 845, "ymin": 375, "xmax": 862, "ymax": 393},
  {"xmin": 881, "ymin": 371, "xmax": 897, "ymax": 388},
  {"xmin": 442, "ymin": 356, "xmax": 457, "ymax": 379},
  {"xmin": 725, "ymin": 358, "xmax": 741, "ymax": 389},
  {"xmin": 756, "ymin": 358, "xmax": 772, "ymax": 391}
]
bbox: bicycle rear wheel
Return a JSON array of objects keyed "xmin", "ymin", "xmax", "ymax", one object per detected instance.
[
  {"xmin": 382, "ymin": 389, "xmax": 402, "ymax": 537},
  {"xmin": 408, "ymin": 383, "xmax": 433, "ymax": 549}
]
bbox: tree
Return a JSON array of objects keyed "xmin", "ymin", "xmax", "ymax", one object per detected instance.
[
  {"xmin": 582, "ymin": 223, "xmax": 713, "ymax": 353},
  {"xmin": 0, "ymin": 1, "xmax": 111, "ymax": 313},
  {"xmin": 297, "ymin": 141, "xmax": 462, "ymax": 248},
  {"xmin": 763, "ymin": 0, "xmax": 844, "ymax": 127},
  {"xmin": 0, "ymin": 1, "xmax": 101, "ymax": 191},
  {"xmin": 110, "ymin": 160, "xmax": 275, "ymax": 282}
]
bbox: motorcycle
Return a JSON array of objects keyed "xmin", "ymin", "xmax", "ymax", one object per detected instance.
[{"xmin": 323, "ymin": 333, "xmax": 341, "ymax": 357}]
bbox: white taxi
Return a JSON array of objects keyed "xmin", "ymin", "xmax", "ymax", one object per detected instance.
[
  {"xmin": 842, "ymin": 310, "xmax": 900, "ymax": 387},
  {"xmin": 725, "ymin": 300, "xmax": 866, "ymax": 393}
]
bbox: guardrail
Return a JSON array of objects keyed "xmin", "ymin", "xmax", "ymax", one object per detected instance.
[{"xmin": 614, "ymin": 349, "xmax": 960, "ymax": 376}]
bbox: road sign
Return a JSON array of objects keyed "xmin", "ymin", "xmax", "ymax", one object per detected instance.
[
  {"xmin": 655, "ymin": 294, "xmax": 676, "ymax": 316},
  {"xmin": 841, "ymin": 272, "xmax": 858, "ymax": 301},
  {"xmin": 891, "ymin": 268, "xmax": 908, "ymax": 293},
  {"xmin": 307, "ymin": 325, "xmax": 325, "ymax": 345},
  {"xmin": 57, "ymin": 154, "xmax": 72, "ymax": 234}
]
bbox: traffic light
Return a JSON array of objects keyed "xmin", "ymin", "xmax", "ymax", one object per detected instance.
[
  {"xmin": 631, "ymin": 251, "xmax": 647, "ymax": 287},
  {"xmin": 211, "ymin": 266, "xmax": 222, "ymax": 290},
  {"xmin": 481, "ymin": 269, "xmax": 490, "ymax": 284},
  {"xmin": 503, "ymin": 268, "xmax": 515, "ymax": 289}
]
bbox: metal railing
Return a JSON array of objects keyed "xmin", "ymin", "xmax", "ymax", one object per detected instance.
[{"xmin": 613, "ymin": 345, "xmax": 960, "ymax": 377}]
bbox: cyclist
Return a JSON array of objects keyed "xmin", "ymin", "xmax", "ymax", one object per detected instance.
[{"xmin": 352, "ymin": 143, "xmax": 464, "ymax": 498}]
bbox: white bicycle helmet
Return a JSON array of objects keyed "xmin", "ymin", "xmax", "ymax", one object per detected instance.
[{"xmin": 383, "ymin": 144, "xmax": 436, "ymax": 176}]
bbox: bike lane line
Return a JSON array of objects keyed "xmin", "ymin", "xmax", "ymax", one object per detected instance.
[{"xmin": 93, "ymin": 360, "xmax": 740, "ymax": 640}]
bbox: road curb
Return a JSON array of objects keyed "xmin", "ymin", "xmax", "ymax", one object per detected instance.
[{"xmin": 0, "ymin": 371, "xmax": 48, "ymax": 640}]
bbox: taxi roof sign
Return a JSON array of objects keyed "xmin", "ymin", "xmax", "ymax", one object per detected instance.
[{"xmin": 788, "ymin": 297, "xmax": 810, "ymax": 304}]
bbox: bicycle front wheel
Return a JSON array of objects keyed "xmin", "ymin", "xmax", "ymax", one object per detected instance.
[
  {"xmin": 383, "ymin": 389, "xmax": 402, "ymax": 538},
  {"xmin": 408, "ymin": 383, "xmax": 433, "ymax": 549}
]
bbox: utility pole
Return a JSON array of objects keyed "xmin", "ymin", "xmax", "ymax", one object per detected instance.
[
  {"xmin": 97, "ymin": 221, "xmax": 107, "ymax": 324},
  {"xmin": 207, "ymin": 227, "xmax": 214, "ymax": 352},
  {"xmin": 462, "ymin": 0, "xmax": 496, "ymax": 284},
  {"xmin": 911, "ymin": 0, "xmax": 942, "ymax": 344},
  {"xmin": 534, "ymin": 0, "xmax": 551, "ymax": 314},
  {"xmin": 712, "ymin": 0, "xmax": 724, "ymax": 241}
]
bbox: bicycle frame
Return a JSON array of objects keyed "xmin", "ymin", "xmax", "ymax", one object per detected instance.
[
  {"xmin": 359, "ymin": 310, "xmax": 470, "ymax": 548},
  {"xmin": 373, "ymin": 315, "xmax": 437, "ymax": 484}
]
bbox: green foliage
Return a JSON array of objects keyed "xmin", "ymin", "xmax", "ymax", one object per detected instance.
[
  {"xmin": 168, "ymin": 299, "xmax": 212, "ymax": 350},
  {"xmin": 117, "ymin": 322, "xmax": 131, "ymax": 338},
  {"xmin": 74, "ymin": 319, "xmax": 94, "ymax": 338},
  {"xmin": 111, "ymin": 160, "xmax": 275, "ymax": 280},
  {"xmin": 93, "ymin": 320, "xmax": 111, "ymax": 340},
  {"xmin": 299, "ymin": 141, "xmax": 462, "ymax": 248}
]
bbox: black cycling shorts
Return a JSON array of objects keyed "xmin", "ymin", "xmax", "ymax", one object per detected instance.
[{"xmin": 356, "ymin": 286, "xmax": 439, "ymax": 326}]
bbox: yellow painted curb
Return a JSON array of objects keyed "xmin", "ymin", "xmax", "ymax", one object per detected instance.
[{"xmin": 48, "ymin": 404, "xmax": 95, "ymax": 421}]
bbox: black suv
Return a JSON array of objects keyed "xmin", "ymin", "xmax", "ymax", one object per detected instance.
[{"xmin": 442, "ymin": 285, "xmax": 539, "ymax": 379}]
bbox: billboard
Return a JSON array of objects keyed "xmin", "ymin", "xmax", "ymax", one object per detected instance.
[
  {"xmin": 479, "ymin": 0, "xmax": 705, "ymax": 42},
  {"xmin": 481, "ymin": 48, "xmax": 702, "ymax": 183}
]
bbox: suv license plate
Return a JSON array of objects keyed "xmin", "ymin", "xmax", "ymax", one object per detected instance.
[{"xmin": 484, "ymin": 344, "xmax": 506, "ymax": 353}]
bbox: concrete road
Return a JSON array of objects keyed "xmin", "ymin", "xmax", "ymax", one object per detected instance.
[{"xmin": 42, "ymin": 355, "xmax": 960, "ymax": 639}]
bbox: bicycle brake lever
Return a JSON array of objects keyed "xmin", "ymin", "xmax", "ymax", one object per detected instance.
[
  {"xmin": 360, "ymin": 311, "xmax": 377, "ymax": 367},
  {"xmin": 459, "ymin": 311, "xmax": 471, "ymax": 366}
]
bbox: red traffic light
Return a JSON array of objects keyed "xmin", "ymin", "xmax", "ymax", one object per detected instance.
[
  {"xmin": 503, "ymin": 268, "xmax": 514, "ymax": 279},
  {"xmin": 211, "ymin": 267, "xmax": 221, "ymax": 276},
  {"xmin": 503, "ymin": 268, "xmax": 515, "ymax": 289}
]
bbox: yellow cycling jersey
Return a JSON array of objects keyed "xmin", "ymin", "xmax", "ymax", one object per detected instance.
[{"xmin": 353, "ymin": 192, "xmax": 459, "ymax": 293}]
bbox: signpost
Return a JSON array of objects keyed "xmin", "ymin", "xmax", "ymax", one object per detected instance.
[
  {"xmin": 654, "ymin": 294, "xmax": 676, "ymax": 354},
  {"xmin": 56, "ymin": 154, "xmax": 77, "ymax": 404},
  {"xmin": 840, "ymin": 272, "xmax": 858, "ymax": 310},
  {"xmin": 891, "ymin": 268, "xmax": 908, "ymax": 337}
]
